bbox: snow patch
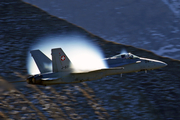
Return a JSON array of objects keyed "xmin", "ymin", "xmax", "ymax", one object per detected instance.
[
  {"xmin": 161, "ymin": 0, "xmax": 180, "ymax": 17},
  {"xmin": 151, "ymin": 44, "xmax": 180, "ymax": 58}
]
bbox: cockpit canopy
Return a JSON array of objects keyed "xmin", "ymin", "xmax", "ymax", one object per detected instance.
[{"xmin": 110, "ymin": 53, "xmax": 139, "ymax": 59}]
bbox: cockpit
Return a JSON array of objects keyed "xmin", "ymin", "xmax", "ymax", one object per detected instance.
[{"xmin": 110, "ymin": 53, "xmax": 139, "ymax": 59}]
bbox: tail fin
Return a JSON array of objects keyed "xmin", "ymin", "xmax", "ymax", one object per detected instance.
[
  {"xmin": 51, "ymin": 48, "xmax": 72, "ymax": 72},
  {"xmin": 30, "ymin": 50, "xmax": 52, "ymax": 74}
]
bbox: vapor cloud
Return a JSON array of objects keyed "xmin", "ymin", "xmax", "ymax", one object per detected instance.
[{"xmin": 27, "ymin": 34, "xmax": 108, "ymax": 75}]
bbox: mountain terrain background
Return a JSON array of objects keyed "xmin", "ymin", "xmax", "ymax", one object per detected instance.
[
  {"xmin": 0, "ymin": 0, "xmax": 180, "ymax": 120},
  {"xmin": 24, "ymin": 0, "xmax": 180, "ymax": 60}
]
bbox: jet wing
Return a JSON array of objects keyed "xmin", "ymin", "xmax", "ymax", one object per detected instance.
[
  {"xmin": 105, "ymin": 58, "xmax": 141, "ymax": 68},
  {"xmin": 42, "ymin": 78, "xmax": 59, "ymax": 81},
  {"xmin": 71, "ymin": 67, "xmax": 124, "ymax": 76}
]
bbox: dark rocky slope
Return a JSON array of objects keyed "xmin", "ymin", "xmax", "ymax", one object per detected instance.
[{"xmin": 0, "ymin": 0, "xmax": 180, "ymax": 119}]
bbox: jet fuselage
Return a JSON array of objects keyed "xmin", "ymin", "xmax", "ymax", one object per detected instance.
[{"xmin": 27, "ymin": 51, "xmax": 167, "ymax": 86}]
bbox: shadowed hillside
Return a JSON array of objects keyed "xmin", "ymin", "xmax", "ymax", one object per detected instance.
[{"xmin": 0, "ymin": 0, "xmax": 180, "ymax": 119}]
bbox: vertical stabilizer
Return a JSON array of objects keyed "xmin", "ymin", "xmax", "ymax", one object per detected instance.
[
  {"xmin": 51, "ymin": 48, "xmax": 72, "ymax": 72},
  {"xmin": 30, "ymin": 50, "xmax": 52, "ymax": 74}
]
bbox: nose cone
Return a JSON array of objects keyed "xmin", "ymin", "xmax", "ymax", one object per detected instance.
[{"xmin": 157, "ymin": 61, "xmax": 167, "ymax": 68}]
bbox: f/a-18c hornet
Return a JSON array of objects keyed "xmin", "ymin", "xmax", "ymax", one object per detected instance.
[{"xmin": 24, "ymin": 48, "xmax": 167, "ymax": 86}]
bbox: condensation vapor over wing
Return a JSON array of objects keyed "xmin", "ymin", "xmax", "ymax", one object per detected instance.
[{"xmin": 27, "ymin": 34, "xmax": 108, "ymax": 75}]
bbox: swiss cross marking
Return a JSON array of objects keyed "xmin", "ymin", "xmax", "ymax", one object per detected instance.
[{"xmin": 61, "ymin": 55, "xmax": 66, "ymax": 61}]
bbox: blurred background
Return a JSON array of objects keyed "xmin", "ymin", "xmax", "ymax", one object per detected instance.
[
  {"xmin": 24, "ymin": 0, "xmax": 180, "ymax": 60},
  {"xmin": 0, "ymin": 0, "xmax": 180, "ymax": 120}
]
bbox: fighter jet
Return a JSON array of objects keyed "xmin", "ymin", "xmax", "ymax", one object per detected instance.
[{"xmin": 26, "ymin": 48, "xmax": 167, "ymax": 86}]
